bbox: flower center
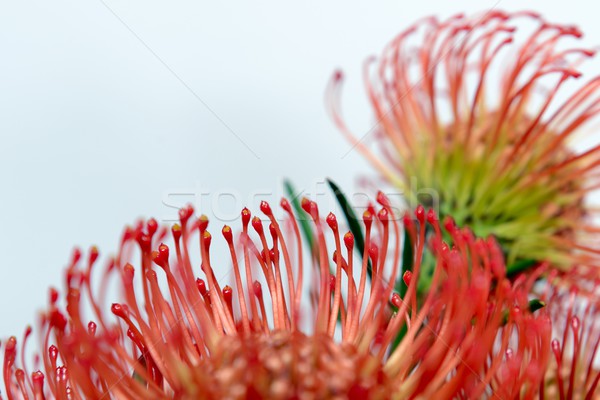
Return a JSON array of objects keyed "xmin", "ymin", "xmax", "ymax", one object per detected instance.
[{"xmin": 201, "ymin": 331, "xmax": 390, "ymax": 399}]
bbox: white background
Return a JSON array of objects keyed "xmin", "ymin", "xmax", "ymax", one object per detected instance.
[{"xmin": 0, "ymin": 1, "xmax": 597, "ymax": 338}]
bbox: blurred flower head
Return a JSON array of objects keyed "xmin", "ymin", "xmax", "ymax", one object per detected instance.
[
  {"xmin": 2, "ymin": 195, "xmax": 549, "ymax": 399},
  {"xmin": 331, "ymin": 11, "xmax": 600, "ymax": 269},
  {"xmin": 538, "ymin": 268, "xmax": 600, "ymax": 399}
]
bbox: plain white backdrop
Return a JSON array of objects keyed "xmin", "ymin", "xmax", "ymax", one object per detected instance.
[{"xmin": 0, "ymin": 0, "xmax": 598, "ymax": 338}]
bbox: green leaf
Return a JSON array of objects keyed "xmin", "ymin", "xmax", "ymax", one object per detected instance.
[
  {"xmin": 399, "ymin": 229, "xmax": 413, "ymax": 298},
  {"xmin": 389, "ymin": 229, "xmax": 414, "ymax": 354},
  {"xmin": 506, "ymin": 258, "xmax": 538, "ymax": 276},
  {"xmin": 527, "ymin": 298, "xmax": 546, "ymax": 313},
  {"xmin": 326, "ymin": 178, "xmax": 372, "ymax": 280},
  {"xmin": 283, "ymin": 179, "xmax": 316, "ymax": 255}
]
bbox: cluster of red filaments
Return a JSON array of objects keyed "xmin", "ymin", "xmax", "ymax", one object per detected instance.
[
  {"xmin": 329, "ymin": 10, "xmax": 600, "ymax": 268},
  {"xmin": 537, "ymin": 269, "xmax": 600, "ymax": 400},
  {"xmin": 3, "ymin": 194, "xmax": 553, "ymax": 399}
]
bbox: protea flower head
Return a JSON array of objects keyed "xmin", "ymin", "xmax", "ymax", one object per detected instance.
[
  {"xmin": 2, "ymin": 194, "xmax": 551, "ymax": 399},
  {"xmin": 330, "ymin": 11, "xmax": 600, "ymax": 269},
  {"xmin": 538, "ymin": 268, "xmax": 600, "ymax": 399}
]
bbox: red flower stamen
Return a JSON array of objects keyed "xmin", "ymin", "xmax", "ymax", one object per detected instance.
[
  {"xmin": 330, "ymin": 11, "xmax": 600, "ymax": 270},
  {"xmin": 539, "ymin": 269, "xmax": 600, "ymax": 399},
  {"xmin": 2, "ymin": 197, "xmax": 552, "ymax": 398}
]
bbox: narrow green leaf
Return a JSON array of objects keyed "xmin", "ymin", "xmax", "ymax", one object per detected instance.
[
  {"xmin": 390, "ymin": 229, "xmax": 414, "ymax": 354},
  {"xmin": 506, "ymin": 258, "xmax": 537, "ymax": 276},
  {"xmin": 399, "ymin": 229, "xmax": 413, "ymax": 298},
  {"xmin": 326, "ymin": 178, "xmax": 372, "ymax": 279}
]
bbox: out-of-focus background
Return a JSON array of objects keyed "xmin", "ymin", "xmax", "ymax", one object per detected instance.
[{"xmin": 0, "ymin": 0, "xmax": 597, "ymax": 337}]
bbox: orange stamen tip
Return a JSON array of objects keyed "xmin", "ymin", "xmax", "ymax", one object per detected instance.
[
  {"xmin": 402, "ymin": 212, "xmax": 413, "ymax": 229},
  {"xmin": 123, "ymin": 263, "xmax": 135, "ymax": 280},
  {"xmin": 151, "ymin": 251, "xmax": 162, "ymax": 266},
  {"xmin": 426, "ymin": 209, "xmax": 437, "ymax": 224},
  {"xmin": 30, "ymin": 372, "xmax": 45, "ymax": 398},
  {"xmin": 147, "ymin": 218, "xmax": 158, "ymax": 236},
  {"xmin": 136, "ymin": 232, "xmax": 151, "ymax": 253},
  {"xmin": 88, "ymin": 321, "xmax": 97, "ymax": 336},
  {"xmin": 251, "ymin": 217, "xmax": 264, "ymax": 235},
  {"xmin": 300, "ymin": 198, "xmax": 311, "ymax": 213},
  {"xmin": 369, "ymin": 245, "xmax": 379, "ymax": 262},
  {"xmin": 326, "ymin": 212, "xmax": 338, "ymax": 231},
  {"xmin": 89, "ymin": 246, "xmax": 99, "ymax": 264},
  {"xmin": 111, "ymin": 303, "xmax": 125, "ymax": 318},
  {"xmin": 260, "ymin": 200, "xmax": 273, "ymax": 216},
  {"xmin": 71, "ymin": 248, "xmax": 82, "ymax": 265},
  {"xmin": 301, "ymin": 198, "xmax": 319, "ymax": 220},
  {"xmin": 196, "ymin": 278, "xmax": 208, "ymax": 296},
  {"xmin": 415, "ymin": 205, "xmax": 425, "ymax": 224},
  {"xmin": 49, "ymin": 310, "xmax": 66, "ymax": 331},
  {"xmin": 49, "ymin": 287, "xmax": 59, "ymax": 305},
  {"xmin": 48, "ymin": 345, "xmax": 58, "ymax": 362},
  {"xmin": 403, "ymin": 270, "xmax": 412, "ymax": 286},
  {"xmin": 343, "ymin": 232, "xmax": 354, "ymax": 249},
  {"xmin": 551, "ymin": 339, "xmax": 561, "ymax": 354},
  {"xmin": 198, "ymin": 215, "xmax": 209, "ymax": 232},
  {"xmin": 279, "ymin": 198, "xmax": 291, "ymax": 212},
  {"xmin": 363, "ymin": 210, "xmax": 373, "ymax": 224},
  {"xmin": 222, "ymin": 225, "xmax": 233, "ymax": 243},
  {"xmin": 391, "ymin": 293, "xmax": 402, "ymax": 308},
  {"xmin": 377, "ymin": 208, "xmax": 389, "ymax": 224},
  {"xmin": 253, "ymin": 281, "xmax": 263, "ymax": 298},
  {"xmin": 202, "ymin": 231, "xmax": 212, "ymax": 248},
  {"xmin": 178, "ymin": 204, "xmax": 194, "ymax": 225},
  {"xmin": 241, "ymin": 207, "xmax": 251, "ymax": 227},
  {"xmin": 443, "ymin": 216, "xmax": 455, "ymax": 231},
  {"xmin": 159, "ymin": 242, "xmax": 169, "ymax": 258},
  {"xmin": 571, "ymin": 316, "xmax": 580, "ymax": 330}
]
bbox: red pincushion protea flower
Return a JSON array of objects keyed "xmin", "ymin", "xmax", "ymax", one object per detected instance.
[
  {"xmin": 330, "ymin": 11, "xmax": 600, "ymax": 270},
  {"xmin": 537, "ymin": 268, "xmax": 600, "ymax": 399},
  {"xmin": 2, "ymin": 195, "xmax": 550, "ymax": 399}
]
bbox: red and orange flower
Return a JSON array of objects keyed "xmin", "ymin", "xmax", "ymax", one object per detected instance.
[
  {"xmin": 2, "ymin": 196, "xmax": 552, "ymax": 399},
  {"xmin": 2, "ymin": 10, "xmax": 600, "ymax": 400},
  {"xmin": 331, "ymin": 11, "xmax": 600, "ymax": 270}
]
